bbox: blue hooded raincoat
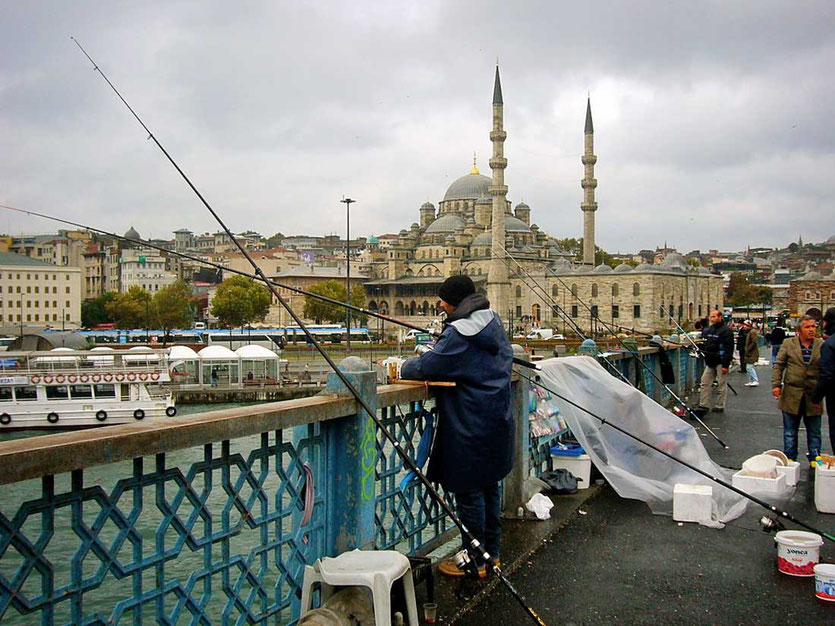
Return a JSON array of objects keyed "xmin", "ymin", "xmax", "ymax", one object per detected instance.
[{"xmin": 400, "ymin": 293, "xmax": 514, "ymax": 493}]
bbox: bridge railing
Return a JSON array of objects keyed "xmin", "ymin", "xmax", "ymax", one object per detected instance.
[{"xmin": 0, "ymin": 351, "xmax": 702, "ymax": 625}]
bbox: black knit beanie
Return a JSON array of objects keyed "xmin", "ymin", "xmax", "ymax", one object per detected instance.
[{"xmin": 438, "ymin": 275, "xmax": 475, "ymax": 307}]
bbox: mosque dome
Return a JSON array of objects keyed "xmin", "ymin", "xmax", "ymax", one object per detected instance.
[
  {"xmin": 124, "ymin": 226, "xmax": 141, "ymax": 240},
  {"xmin": 613, "ymin": 263, "xmax": 634, "ymax": 273},
  {"xmin": 662, "ymin": 252, "xmax": 688, "ymax": 271},
  {"xmin": 425, "ymin": 214, "xmax": 466, "ymax": 234},
  {"xmin": 472, "ymin": 232, "xmax": 492, "ymax": 246},
  {"xmin": 593, "ymin": 264, "xmax": 613, "ymax": 274},
  {"xmin": 420, "ymin": 202, "xmax": 435, "ymax": 210},
  {"xmin": 515, "ymin": 201, "xmax": 530, "ymax": 210},
  {"xmin": 475, "ymin": 195, "xmax": 492, "ymax": 206},
  {"xmin": 634, "ymin": 263, "xmax": 655, "ymax": 271},
  {"xmin": 697, "ymin": 266, "xmax": 711, "ymax": 275},
  {"xmin": 505, "ymin": 216, "xmax": 532, "ymax": 232},
  {"xmin": 443, "ymin": 172, "xmax": 492, "ymax": 201}
]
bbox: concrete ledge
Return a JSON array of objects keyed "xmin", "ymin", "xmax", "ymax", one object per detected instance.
[
  {"xmin": 415, "ymin": 485, "xmax": 603, "ymax": 624},
  {"xmin": 0, "ymin": 384, "xmax": 429, "ymax": 485}
]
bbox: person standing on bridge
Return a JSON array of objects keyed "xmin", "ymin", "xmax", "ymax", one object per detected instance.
[
  {"xmin": 743, "ymin": 320, "xmax": 761, "ymax": 387},
  {"xmin": 400, "ymin": 275, "xmax": 514, "ymax": 578},
  {"xmin": 696, "ymin": 310, "xmax": 735, "ymax": 415},
  {"xmin": 811, "ymin": 308, "xmax": 835, "ymax": 454},
  {"xmin": 772, "ymin": 315, "xmax": 823, "ymax": 465}
]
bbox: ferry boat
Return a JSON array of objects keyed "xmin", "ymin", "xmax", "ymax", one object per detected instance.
[{"xmin": 0, "ymin": 348, "xmax": 176, "ymax": 430}]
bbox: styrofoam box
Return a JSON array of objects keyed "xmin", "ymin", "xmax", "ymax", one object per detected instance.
[
  {"xmin": 776, "ymin": 461, "xmax": 800, "ymax": 487},
  {"xmin": 673, "ymin": 483, "xmax": 713, "ymax": 523},
  {"xmin": 815, "ymin": 465, "xmax": 835, "ymax": 514},
  {"xmin": 732, "ymin": 469, "xmax": 786, "ymax": 494},
  {"xmin": 550, "ymin": 453, "xmax": 592, "ymax": 490}
]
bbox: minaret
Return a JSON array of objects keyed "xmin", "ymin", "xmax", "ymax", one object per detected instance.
[
  {"xmin": 581, "ymin": 97, "xmax": 598, "ymax": 266},
  {"xmin": 487, "ymin": 65, "xmax": 510, "ymax": 317}
]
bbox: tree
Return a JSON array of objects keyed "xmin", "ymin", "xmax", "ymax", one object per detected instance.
[
  {"xmin": 210, "ymin": 276, "xmax": 271, "ymax": 328},
  {"xmin": 152, "ymin": 281, "xmax": 193, "ymax": 343},
  {"xmin": 81, "ymin": 292, "xmax": 117, "ymax": 328},
  {"xmin": 266, "ymin": 232, "xmax": 285, "ymax": 248},
  {"xmin": 302, "ymin": 281, "xmax": 367, "ymax": 326},
  {"xmin": 106, "ymin": 286, "xmax": 152, "ymax": 328}
]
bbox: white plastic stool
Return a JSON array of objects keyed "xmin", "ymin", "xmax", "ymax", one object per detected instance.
[{"xmin": 300, "ymin": 549, "xmax": 419, "ymax": 626}]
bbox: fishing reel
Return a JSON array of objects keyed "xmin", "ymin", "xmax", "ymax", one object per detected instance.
[
  {"xmin": 452, "ymin": 548, "xmax": 482, "ymax": 579},
  {"xmin": 759, "ymin": 515, "xmax": 786, "ymax": 534}
]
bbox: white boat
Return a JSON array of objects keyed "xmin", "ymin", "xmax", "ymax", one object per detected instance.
[{"xmin": 0, "ymin": 348, "xmax": 176, "ymax": 430}]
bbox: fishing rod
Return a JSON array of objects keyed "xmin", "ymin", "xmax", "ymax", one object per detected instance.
[
  {"xmin": 514, "ymin": 368, "xmax": 835, "ymax": 542},
  {"xmin": 496, "ymin": 244, "xmax": 729, "ymax": 448},
  {"xmin": 661, "ymin": 305, "xmax": 738, "ymax": 397},
  {"xmin": 0, "ymin": 201, "xmax": 540, "ymax": 374},
  {"xmin": 71, "ymin": 38, "xmax": 546, "ymax": 624}
]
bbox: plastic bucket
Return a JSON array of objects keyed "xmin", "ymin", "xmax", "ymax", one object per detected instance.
[
  {"xmin": 775, "ymin": 530, "xmax": 824, "ymax": 577},
  {"xmin": 814, "ymin": 563, "xmax": 835, "ymax": 601}
]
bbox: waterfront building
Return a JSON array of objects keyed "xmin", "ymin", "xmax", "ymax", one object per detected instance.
[
  {"xmin": 358, "ymin": 67, "xmax": 723, "ymax": 335},
  {"xmin": 0, "ymin": 252, "xmax": 82, "ymax": 329},
  {"xmin": 788, "ymin": 269, "xmax": 835, "ymax": 319}
]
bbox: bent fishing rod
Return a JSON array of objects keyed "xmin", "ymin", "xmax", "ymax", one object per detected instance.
[
  {"xmin": 0, "ymin": 201, "xmax": 540, "ymax": 374},
  {"xmin": 661, "ymin": 305, "xmax": 738, "ymax": 397},
  {"xmin": 496, "ymin": 243, "xmax": 729, "ymax": 448},
  {"xmin": 514, "ymin": 367, "xmax": 835, "ymax": 542},
  {"xmin": 71, "ymin": 38, "xmax": 546, "ymax": 624}
]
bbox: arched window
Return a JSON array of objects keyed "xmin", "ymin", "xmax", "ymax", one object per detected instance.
[
  {"xmin": 806, "ymin": 290, "xmax": 812, "ymax": 300},
  {"xmin": 633, "ymin": 282, "xmax": 640, "ymax": 296},
  {"xmin": 552, "ymin": 285, "xmax": 558, "ymax": 298},
  {"xmin": 515, "ymin": 285, "xmax": 522, "ymax": 298},
  {"xmin": 591, "ymin": 283, "xmax": 598, "ymax": 298},
  {"xmin": 368, "ymin": 300, "xmax": 378, "ymax": 311},
  {"xmin": 417, "ymin": 268, "xmax": 425, "ymax": 277},
  {"xmin": 571, "ymin": 283, "xmax": 578, "ymax": 297},
  {"xmin": 409, "ymin": 301, "xmax": 417, "ymax": 315},
  {"xmin": 395, "ymin": 301, "xmax": 404, "ymax": 316},
  {"xmin": 422, "ymin": 301, "xmax": 429, "ymax": 315},
  {"xmin": 612, "ymin": 283, "xmax": 619, "ymax": 297},
  {"xmin": 532, "ymin": 303, "xmax": 541, "ymax": 323}
]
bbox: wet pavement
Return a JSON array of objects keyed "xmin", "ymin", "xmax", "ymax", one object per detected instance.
[{"xmin": 419, "ymin": 359, "xmax": 835, "ymax": 625}]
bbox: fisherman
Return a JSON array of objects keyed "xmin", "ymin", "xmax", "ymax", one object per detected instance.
[
  {"xmin": 772, "ymin": 315, "xmax": 823, "ymax": 465},
  {"xmin": 696, "ymin": 310, "xmax": 735, "ymax": 415},
  {"xmin": 400, "ymin": 275, "xmax": 514, "ymax": 578},
  {"xmin": 743, "ymin": 320, "xmax": 761, "ymax": 387},
  {"xmin": 811, "ymin": 308, "xmax": 835, "ymax": 454}
]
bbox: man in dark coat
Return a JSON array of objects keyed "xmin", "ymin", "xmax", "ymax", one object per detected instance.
[
  {"xmin": 770, "ymin": 325, "xmax": 787, "ymax": 365},
  {"xmin": 811, "ymin": 308, "xmax": 835, "ymax": 454},
  {"xmin": 400, "ymin": 275, "xmax": 514, "ymax": 578},
  {"xmin": 736, "ymin": 323, "xmax": 749, "ymax": 373},
  {"xmin": 697, "ymin": 310, "xmax": 735, "ymax": 414}
]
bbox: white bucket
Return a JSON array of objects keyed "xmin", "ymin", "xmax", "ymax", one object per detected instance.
[
  {"xmin": 775, "ymin": 530, "xmax": 824, "ymax": 577},
  {"xmin": 814, "ymin": 563, "xmax": 835, "ymax": 601}
]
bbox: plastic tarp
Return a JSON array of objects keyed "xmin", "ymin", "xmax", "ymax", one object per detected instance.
[{"xmin": 537, "ymin": 356, "xmax": 765, "ymax": 527}]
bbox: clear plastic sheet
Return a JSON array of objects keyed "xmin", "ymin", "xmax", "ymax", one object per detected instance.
[{"xmin": 536, "ymin": 356, "xmax": 764, "ymax": 526}]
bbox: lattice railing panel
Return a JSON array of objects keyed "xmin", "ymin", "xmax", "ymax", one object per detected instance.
[
  {"xmin": 0, "ymin": 427, "xmax": 325, "ymax": 625},
  {"xmin": 374, "ymin": 399, "xmax": 453, "ymax": 553}
]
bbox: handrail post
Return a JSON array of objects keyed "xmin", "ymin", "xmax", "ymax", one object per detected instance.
[
  {"xmin": 503, "ymin": 376, "xmax": 530, "ymax": 517},
  {"xmin": 323, "ymin": 356, "xmax": 378, "ymax": 553}
]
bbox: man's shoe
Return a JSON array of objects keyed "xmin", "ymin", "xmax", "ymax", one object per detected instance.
[
  {"xmin": 693, "ymin": 406, "xmax": 709, "ymax": 418},
  {"xmin": 712, "ymin": 407, "xmax": 724, "ymax": 413},
  {"xmin": 749, "ymin": 381, "xmax": 759, "ymax": 387},
  {"xmin": 438, "ymin": 558, "xmax": 501, "ymax": 579}
]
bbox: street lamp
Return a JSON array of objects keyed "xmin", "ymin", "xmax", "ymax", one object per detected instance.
[{"xmin": 341, "ymin": 197, "xmax": 355, "ymax": 351}]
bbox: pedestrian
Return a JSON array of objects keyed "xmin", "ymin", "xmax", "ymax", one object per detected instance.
[
  {"xmin": 210, "ymin": 369, "xmax": 218, "ymax": 387},
  {"xmin": 400, "ymin": 275, "xmax": 513, "ymax": 578},
  {"xmin": 696, "ymin": 309, "xmax": 735, "ymax": 415},
  {"xmin": 772, "ymin": 315, "xmax": 824, "ymax": 466},
  {"xmin": 743, "ymin": 320, "xmax": 760, "ymax": 387},
  {"xmin": 736, "ymin": 322, "xmax": 749, "ymax": 373},
  {"xmin": 811, "ymin": 307, "xmax": 835, "ymax": 454},
  {"xmin": 770, "ymin": 324, "xmax": 787, "ymax": 365}
]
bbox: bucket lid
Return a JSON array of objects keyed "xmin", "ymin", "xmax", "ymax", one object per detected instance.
[
  {"xmin": 775, "ymin": 530, "xmax": 824, "ymax": 547},
  {"xmin": 814, "ymin": 563, "xmax": 835, "ymax": 576}
]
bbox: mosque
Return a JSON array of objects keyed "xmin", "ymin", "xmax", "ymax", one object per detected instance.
[{"xmin": 359, "ymin": 67, "xmax": 723, "ymax": 336}]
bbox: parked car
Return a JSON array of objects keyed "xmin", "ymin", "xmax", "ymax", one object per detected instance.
[{"xmin": 526, "ymin": 329, "xmax": 565, "ymax": 340}]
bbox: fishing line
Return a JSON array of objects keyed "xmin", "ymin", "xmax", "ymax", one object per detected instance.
[
  {"xmin": 69, "ymin": 38, "xmax": 546, "ymax": 624},
  {"xmin": 0, "ymin": 202, "xmax": 540, "ymax": 373},
  {"xmin": 515, "ymin": 368, "xmax": 835, "ymax": 543},
  {"xmin": 495, "ymin": 243, "xmax": 729, "ymax": 448}
]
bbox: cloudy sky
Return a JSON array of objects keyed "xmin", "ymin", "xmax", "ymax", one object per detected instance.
[{"xmin": 2, "ymin": 1, "xmax": 833, "ymax": 253}]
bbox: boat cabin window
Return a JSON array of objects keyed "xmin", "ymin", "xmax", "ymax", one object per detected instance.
[
  {"xmin": 45, "ymin": 385, "xmax": 70, "ymax": 400},
  {"xmin": 70, "ymin": 385, "xmax": 93, "ymax": 399},
  {"xmin": 94, "ymin": 384, "xmax": 116, "ymax": 398},
  {"xmin": 14, "ymin": 386, "xmax": 38, "ymax": 401},
  {"xmin": 0, "ymin": 387, "xmax": 11, "ymax": 402}
]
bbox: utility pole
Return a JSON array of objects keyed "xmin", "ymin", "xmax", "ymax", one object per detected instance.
[{"xmin": 341, "ymin": 197, "xmax": 355, "ymax": 351}]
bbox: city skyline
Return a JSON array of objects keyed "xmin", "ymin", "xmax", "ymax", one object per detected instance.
[{"xmin": 2, "ymin": 2, "xmax": 833, "ymax": 253}]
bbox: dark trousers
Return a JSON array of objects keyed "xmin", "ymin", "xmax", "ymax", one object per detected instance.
[{"xmin": 454, "ymin": 482, "xmax": 502, "ymax": 559}]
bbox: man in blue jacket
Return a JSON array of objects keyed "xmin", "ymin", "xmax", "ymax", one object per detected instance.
[
  {"xmin": 812, "ymin": 307, "xmax": 835, "ymax": 454},
  {"xmin": 400, "ymin": 275, "xmax": 514, "ymax": 578}
]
